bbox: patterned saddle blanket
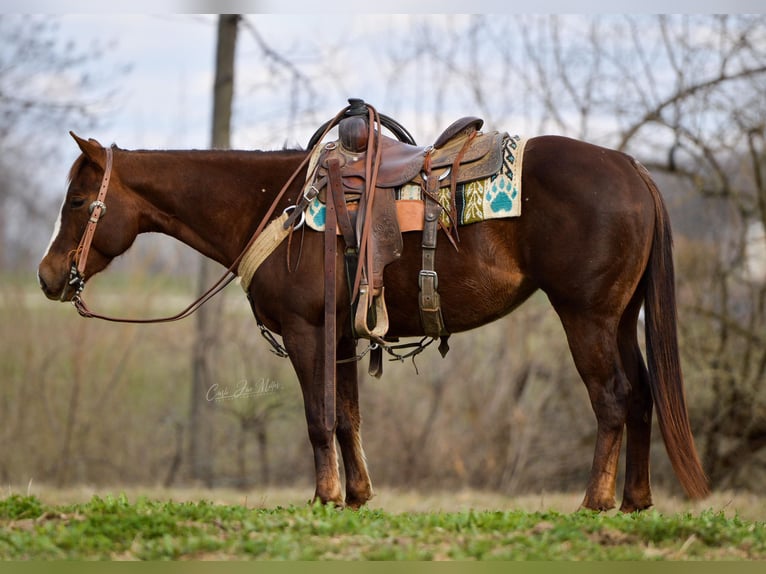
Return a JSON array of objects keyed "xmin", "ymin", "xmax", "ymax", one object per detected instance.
[{"xmin": 305, "ymin": 134, "xmax": 527, "ymax": 233}]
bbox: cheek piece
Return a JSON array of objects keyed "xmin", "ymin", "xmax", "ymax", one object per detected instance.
[{"xmin": 68, "ymin": 146, "xmax": 113, "ymax": 299}]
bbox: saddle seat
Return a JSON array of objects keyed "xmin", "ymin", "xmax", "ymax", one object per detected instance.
[{"xmin": 331, "ymin": 116, "xmax": 504, "ymax": 195}]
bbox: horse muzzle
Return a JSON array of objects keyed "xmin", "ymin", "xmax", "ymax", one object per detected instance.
[{"xmin": 37, "ymin": 258, "xmax": 78, "ymax": 302}]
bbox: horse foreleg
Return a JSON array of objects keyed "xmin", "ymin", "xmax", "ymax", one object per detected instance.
[
  {"xmin": 283, "ymin": 318, "xmax": 344, "ymax": 506},
  {"xmin": 335, "ymin": 337, "xmax": 374, "ymax": 508},
  {"xmin": 560, "ymin": 312, "xmax": 629, "ymax": 512}
]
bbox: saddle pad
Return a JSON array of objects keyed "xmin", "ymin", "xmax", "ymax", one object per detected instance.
[{"xmin": 305, "ymin": 134, "xmax": 527, "ymax": 232}]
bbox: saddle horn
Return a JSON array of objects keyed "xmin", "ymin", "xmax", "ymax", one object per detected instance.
[{"xmin": 307, "ymin": 98, "xmax": 417, "ymax": 150}]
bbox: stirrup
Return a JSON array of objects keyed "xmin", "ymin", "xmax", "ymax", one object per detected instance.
[{"xmin": 354, "ymin": 285, "xmax": 389, "ymax": 341}]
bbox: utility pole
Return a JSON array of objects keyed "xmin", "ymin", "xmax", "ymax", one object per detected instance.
[{"xmin": 189, "ymin": 14, "xmax": 239, "ymax": 486}]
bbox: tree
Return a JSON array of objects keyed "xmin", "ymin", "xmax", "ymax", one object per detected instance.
[
  {"xmin": 189, "ymin": 14, "xmax": 240, "ymax": 487},
  {"xmin": 605, "ymin": 15, "xmax": 766, "ymax": 489},
  {"xmin": 0, "ymin": 15, "xmax": 117, "ymax": 269}
]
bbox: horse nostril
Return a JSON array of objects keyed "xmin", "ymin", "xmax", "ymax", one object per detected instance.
[{"xmin": 37, "ymin": 269, "xmax": 60, "ymax": 299}]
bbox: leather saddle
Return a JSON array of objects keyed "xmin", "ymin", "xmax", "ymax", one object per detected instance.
[
  {"xmin": 329, "ymin": 117, "xmax": 505, "ymax": 197},
  {"xmin": 305, "ymin": 110, "xmax": 504, "ymax": 344}
]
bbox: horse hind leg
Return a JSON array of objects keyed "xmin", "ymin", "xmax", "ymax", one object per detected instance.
[
  {"xmin": 558, "ymin": 310, "xmax": 630, "ymax": 511},
  {"xmin": 617, "ymin": 294, "xmax": 654, "ymax": 512}
]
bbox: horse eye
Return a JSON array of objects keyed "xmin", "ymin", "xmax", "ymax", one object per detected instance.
[{"xmin": 69, "ymin": 198, "xmax": 86, "ymax": 209}]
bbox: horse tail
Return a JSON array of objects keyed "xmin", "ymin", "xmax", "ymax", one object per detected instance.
[{"xmin": 635, "ymin": 160, "xmax": 710, "ymax": 499}]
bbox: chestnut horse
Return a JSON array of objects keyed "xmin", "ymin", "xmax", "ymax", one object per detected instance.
[{"xmin": 38, "ymin": 132, "xmax": 708, "ymax": 511}]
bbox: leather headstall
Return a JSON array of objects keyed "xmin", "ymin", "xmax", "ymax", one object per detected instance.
[{"xmin": 68, "ymin": 145, "xmax": 114, "ymax": 300}]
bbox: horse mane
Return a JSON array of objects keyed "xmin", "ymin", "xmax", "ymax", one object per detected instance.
[{"xmin": 66, "ymin": 145, "xmax": 306, "ymax": 187}]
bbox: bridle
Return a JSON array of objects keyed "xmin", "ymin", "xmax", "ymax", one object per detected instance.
[
  {"xmin": 67, "ymin": 140, "xmax": 237, "ymax": 323},
  {"xmin": 64, "ymin": 103, "xmax": 359, "ymax": 325},
  {"xmin": 67, "ymin": 146, "xmax": 113, "ymax": 300},
  {"xmin": 67, "ymin": 139, "xmax": 318, "ymax": 324}
]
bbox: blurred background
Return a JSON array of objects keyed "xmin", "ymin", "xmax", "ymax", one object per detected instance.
[{"xmin": 1, "ymin": 13, "xmax": 765, "ymax": 500}]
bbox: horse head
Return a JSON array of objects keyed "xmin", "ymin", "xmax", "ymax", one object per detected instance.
[{"xmin": 38, "ymin": 133, "xmax": 141, "ymax": 301}]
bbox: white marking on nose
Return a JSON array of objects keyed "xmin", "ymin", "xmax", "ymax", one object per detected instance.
[
  {"xmin": 39, "ymin": 196, "xmax": 67, "ymax": 291},
  {"xmin": 42, "ymin": 196, "xmax": 66, "ymax": 259}
]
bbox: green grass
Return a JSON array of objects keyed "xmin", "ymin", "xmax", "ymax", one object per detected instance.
[{"xmin": 1, "ymin": 494, "xmax": 764, "ymax": 560}]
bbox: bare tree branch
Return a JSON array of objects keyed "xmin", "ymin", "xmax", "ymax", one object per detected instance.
[{"xmin": 617, "ymin": 64, "xmax": 766, "ymax": 151}]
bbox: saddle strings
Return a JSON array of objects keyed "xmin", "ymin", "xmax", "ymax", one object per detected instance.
[{"xmin": 351, "ymin": 104, "xmax": 384, "ymax": 301}]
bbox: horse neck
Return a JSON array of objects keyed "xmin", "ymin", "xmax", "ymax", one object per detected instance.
[{"xmin": 119, "ymin": 148, "xmax": 305, "ymax": 267}]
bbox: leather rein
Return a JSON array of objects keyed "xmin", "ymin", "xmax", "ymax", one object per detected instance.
[{"xmin": 68, "ymin": 135, "xmax": 324, "ymax": 324}]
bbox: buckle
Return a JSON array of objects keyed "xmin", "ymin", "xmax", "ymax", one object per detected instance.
[
  {"xmin": 418, "ymin": 269, "xmax": 438, "ymax": 290},
  {"xmin": 303, "ymin": 185, "xmax": 319, "ymax": 202}
]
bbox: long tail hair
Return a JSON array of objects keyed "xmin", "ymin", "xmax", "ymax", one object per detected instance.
[{"xmin": 636, "ymin": 160, "xmax": 709, "ymax": 499}]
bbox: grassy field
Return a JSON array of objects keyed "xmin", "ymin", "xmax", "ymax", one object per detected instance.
[
  {"xmin": 4, "ymin": 272, "xmax": 766, "ymax": 562},
  {"xmin": 1, "ymin": 488, "xmax": 764, "ymax": 560}
]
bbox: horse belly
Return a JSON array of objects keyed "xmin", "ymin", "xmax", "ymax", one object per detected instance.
[{"xmin": 383, "ymin": 221, "xmax": 534, "ymax": 336}]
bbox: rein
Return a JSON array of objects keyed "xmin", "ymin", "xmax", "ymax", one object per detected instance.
[{"xmin": 69, "ymin": 138, "xmax": 320, "ymax": 324}]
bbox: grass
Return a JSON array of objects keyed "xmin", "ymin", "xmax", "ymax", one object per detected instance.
[
  {"xmin": 5, "ymin": 271, "xmax": 766, "ymax": 562},
  {"xmin": 1, "ymin": 492, "xmax": 764, "ymax": 560}
]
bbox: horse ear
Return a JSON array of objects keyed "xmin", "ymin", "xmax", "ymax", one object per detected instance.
[{"xmin": 70, "ymin": 131, "xmax": 106, "ymax": 168}]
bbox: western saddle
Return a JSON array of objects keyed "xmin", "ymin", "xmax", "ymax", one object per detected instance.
[{"xmin": 284, "ymin": 99, "xmax": 506, "ymax": 428}]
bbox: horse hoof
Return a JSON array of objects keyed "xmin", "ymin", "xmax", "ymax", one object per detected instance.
[
  {"xmin": 619, "ymin": 499, "xmax": 653, "ymax": 513},
  {"xmin": 345, "ymin": 489, "xmax": 375, "ymax": 510},
  {"xmin": 579, "ymin": 496, "xmax": 616, "ymax": 513}
]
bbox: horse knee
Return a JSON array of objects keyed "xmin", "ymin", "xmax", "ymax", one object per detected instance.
[{"xmin": 306, "ymin": 417, "xmax": 335, "ymax": 448}]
